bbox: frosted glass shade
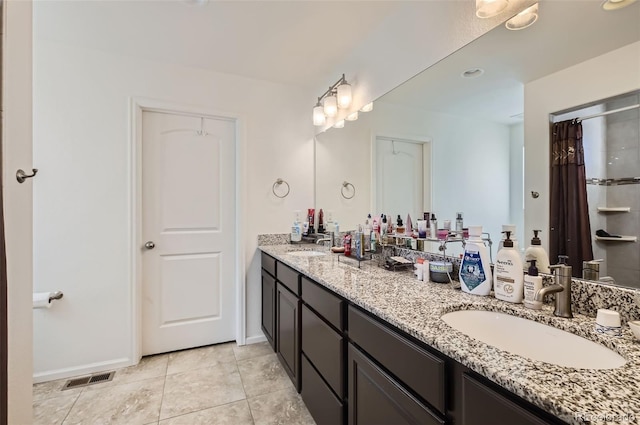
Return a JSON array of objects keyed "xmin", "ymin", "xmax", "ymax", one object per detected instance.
[
  {"xmin": 313, "ymin": 105, "xmax": 326, "ymax": 126},
  {"xmin": 505, "ymin": 3, "xmax": 538, "ymax": 30},
  {"xmin": 337, "ymin": 83, "xmax": 352, "ymax": 109},
  {"xmin": 476, "ymin": 0, "xmax": 509, "ymax": 18},
  {"xmin": 324, "ymin": 95, "xmax": 338, "ymax": 117},
  {"xmin": 360, "ymin": 102, "xmax": 373, "ymax": 112},
  {"xmin": 333, "ymin": 120, "xmax": 345, "ymax": 129},
  {"xmin": 601, "ymin": 0, "xmax": 637, "ymax": 10},
  {"xmin": 345, "ymin": 111, "xmax": 358, "ymax": 121}
]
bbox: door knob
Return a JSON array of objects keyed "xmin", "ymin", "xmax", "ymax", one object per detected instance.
[{"xmin": 144, "ymin": 241, "xmax": 155, "ymax": 250}]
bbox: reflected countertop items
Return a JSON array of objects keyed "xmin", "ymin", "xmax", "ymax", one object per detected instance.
[{"xmin": 260, "ymin": 243, "xmax": 640, "ymax": 425}]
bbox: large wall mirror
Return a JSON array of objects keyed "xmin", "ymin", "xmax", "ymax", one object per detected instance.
[{"xmin": 315, "ymin": 1, "xmax": 640, "ymax": 284}]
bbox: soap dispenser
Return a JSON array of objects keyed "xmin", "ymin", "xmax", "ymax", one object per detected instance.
[
  {"xmin": 524, "ymin": 230, "xmax": 550, "ymax": 274},
  {"xmin": 523, "ymin": 260, "xmax": 543, "ymax": 310},
  {"xmin": 494, "ymin": 231, "xmax": 524, "ymax": 303}
]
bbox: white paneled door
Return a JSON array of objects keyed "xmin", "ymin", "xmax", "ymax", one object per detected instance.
[{"xmin": 142, "ymin": 111, "xmax": 236, "ymax": 355}]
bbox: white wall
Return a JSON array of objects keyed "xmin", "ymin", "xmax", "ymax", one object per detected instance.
[
  {"xmin": 3, "ymin": 1, "xmax": 34, "ymax": 421},
  {"xmin": 509, "ymin": 123, "xmax": 524, "ymax": 252},
  {"xmin": 524, "ymin": 41, "xmax": 640, "ymax": 254},
  {"xmin": 316, "ymin": 101, "xmax": 512, "ymax": 254},
  {"xmin": 33, "ymin": 40, "xmax": 314, "ymax": 381}
]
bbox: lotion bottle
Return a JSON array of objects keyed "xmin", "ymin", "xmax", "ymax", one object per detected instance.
[
  {"xmin": 523, "ymin": 260, "xmax": 543, "ymax": 310},
  {"xmin": 290, "ymin": 210, "xmax": 302, "ymax": 242},
  {"xmin": 459, "ymin": 225, "xmax": 492, "ymax": 296},
  {"xmin": 494, "ymin": 231, "xmax": 524, "ymax": 303},
  {"xmin": 524, "ymin": 230, "xmax": 550, "ymax": 274}
]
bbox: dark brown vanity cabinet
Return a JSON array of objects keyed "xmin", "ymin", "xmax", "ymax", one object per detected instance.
[
  {"xmin": 260, "ymin": 253, "xmax": 277, "ymax": 349},
  {"xmin": 348, "ymin": 305, "xmax": 446, "ymax": 425},
  {"xmin": 300, "ymin": 277, "xmax": 346, "ymax": 425},
  {"xmin": 275, "ymin": 262, "xmax": 301, "ymax": 391}
]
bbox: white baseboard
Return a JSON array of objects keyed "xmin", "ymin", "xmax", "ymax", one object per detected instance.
[
  {"xmin": 244, "ymin": 334, "xmax": 267, "ymax": 346},
  {"xmin": 33, "ymin": 357, "xmax": 134, "ymax": 384}
]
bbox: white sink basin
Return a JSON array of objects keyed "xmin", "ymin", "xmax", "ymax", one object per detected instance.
[
  {"xmin": 287, "ymin": 250, "xmax": 327, "ymax": 257},
  {"xmin": 441, "ymin": 310, "xmax": 626, "ymax": 370}
]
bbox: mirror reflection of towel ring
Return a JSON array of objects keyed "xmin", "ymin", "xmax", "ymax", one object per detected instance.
[
  {"xmin": 272, "ymin": 178, "xmax": 290, "ymax": 198},
  {"xmin": 341, "ymin": 181, "xmax": 355, "ymax": 199}
]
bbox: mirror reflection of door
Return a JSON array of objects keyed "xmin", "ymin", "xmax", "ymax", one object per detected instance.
[{"xmin": 374, "ymin": 136, "xmax": 431, "ymax": 220}]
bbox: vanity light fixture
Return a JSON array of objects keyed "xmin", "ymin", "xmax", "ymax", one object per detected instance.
[
  {"xmin": 333, "ymin": 120, "xmax": 345, "ymax": 129},
  {"xmin": 345, "ymin": 111, "xmax": 359, "ymax": 121},
  {"xmin": 313, "ymin": 101, "xmax": 326, "ymax": 126},
  {"xmin": 312, "ymin": 74, "xmax": 353, "ymax": 126},
  {"xmin": 601, "ymin": 0, "xmax": 637, "ymax": 10},
  {"xmin": 476, "ymin": 0, "xmax": 509, "ymax": 18},
  {"xmin": 360, "ymin": 102, "xmax": 374, "ymax": 112},
  {"xmin": 505, "ymin": 3, "xmax": 538, "ymax": 30}
]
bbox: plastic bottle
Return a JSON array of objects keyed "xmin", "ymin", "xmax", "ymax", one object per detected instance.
[
  {"xmin": 524, "ymin": 230, "xmax": 551, "ymax": 274},
  {"xmin": 455, "ymin": 212, "xmax": 464, "ymax": 235},
  {"xmin": 494, "ymin": 231, "xmax": 524, "ymax": 303},
  {"xmin": 459, "ymin": 225, "xmax": 493, "ymax": 296},
  {"xmin": 430, "ymin": 214, "xmax": 438, "ymax": 239},
  {"xmin": 290, "ymin": 210, "xmax": 302, "ymax": 242},
  {"xmin": 364, "ymin": 214, "xmax": 372, "ymax": 251},
  {"xmin": 523, "ymin": 260, "xmax": 543, "ymax": 310},
  {"xmin": 344, "ymin": 233, "xmax": 352, "ymax": 257}
]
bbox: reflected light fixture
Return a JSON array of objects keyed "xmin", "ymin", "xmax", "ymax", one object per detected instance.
[
  {"xmin": 312, "ymin": 74, "xmax": 353, "ymax": 126},
  {"xmin": 360, "ymin": 102, "xmax": 374, "ymax": 112},
  {"xmin": 476, "ymin": 0, "xmax": 509, "ymax": 18},
  {"xmin": 313, "ymin": 100, "xmax": 326, "ymax": 126},
  {"xmin": 345, "ymin": 111, "xmax": 358, "ymax": 121},
  {"xmin": 601, "ymin": 0, "xmax": 637, "ymax": 10},
  {"xmin": 333, "ymin": 120, "xmax": 345, "ymax": 129},
  {"xmin": 505, "ymin": 3, "xmax": 538, "ymax": 30}
]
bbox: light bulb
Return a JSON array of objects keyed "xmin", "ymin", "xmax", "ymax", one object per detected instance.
[
  {"xmin": 313, "ymin": 105, "xmax": 326, "ymax": 126},
  {"xmin": 337, "ymin": 83, "xmax": 352, "ymax": 109},
  {"xmin": 324, "ymin": 95, "xmax": 338, "ymax": 117}
]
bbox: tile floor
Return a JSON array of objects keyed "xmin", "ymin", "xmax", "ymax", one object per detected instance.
[{"xmin": 33, "ymin": 342, "xmax": 316, "ymax": 425}]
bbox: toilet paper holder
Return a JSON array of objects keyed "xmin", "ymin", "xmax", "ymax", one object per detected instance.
[{"xmin": 49, "ymin": 291, "xmax": 64, "ymax": 302}]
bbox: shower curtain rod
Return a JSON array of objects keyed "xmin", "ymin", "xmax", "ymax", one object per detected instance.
[{"xmin": 570, "ymin": 103, "xmax": 640, "ymax": 123}]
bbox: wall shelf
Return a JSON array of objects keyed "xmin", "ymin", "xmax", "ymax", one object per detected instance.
[
  {"xmin": 597, "ymin": 207, "xmax": 631, "ymax": 212},
  {"xmin": 595, "ymin": 235, "xmax": 637, "ymax": 242}
]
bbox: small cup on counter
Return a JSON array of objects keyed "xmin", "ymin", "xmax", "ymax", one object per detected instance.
[
  {"xmin": 628, "ymin": 321, "xmax": 640, "ymax": 341},
  {"xmin": 595, "ymin": 309, "xmax": 622, "ymax": 337}
]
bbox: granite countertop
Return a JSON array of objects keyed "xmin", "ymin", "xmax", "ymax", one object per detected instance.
[{"xmin": 260, "ymin": 244, "xmax": 640, "ymax": 425}]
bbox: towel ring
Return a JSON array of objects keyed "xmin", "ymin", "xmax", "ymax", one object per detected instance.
[
  {"xmin": 341, "ymin": 181, "xmax": 355, "ymax": 199},
  {"xmin": 272, "ymin": 178, "xmax": 290, "ymax": 198}
]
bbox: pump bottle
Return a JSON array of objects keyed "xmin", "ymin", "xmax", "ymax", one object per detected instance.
[
  {"xmin": 494, "ymin": 231, "xmax": 524, "ymax": 303},
  {"xmin": 523, "ymin": 260, "xmax": 543, "ymax": 310},
  {"xmin": 524, "ymin": 230, "xmax": 550, "ymax": 274}
]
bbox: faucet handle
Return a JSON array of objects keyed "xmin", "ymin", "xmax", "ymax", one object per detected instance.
[{"xmin": 557, "ymin": 255, "xmax": 569, "ymax": 265}]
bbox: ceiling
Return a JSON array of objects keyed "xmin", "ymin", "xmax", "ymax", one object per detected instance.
[
  {"xmin": 379, "ymin": 1, "xmax": 640, "ymax": 124},
  {"xmin": 33, "ymin": 0, "xmax": 402, "ymax": 88}
]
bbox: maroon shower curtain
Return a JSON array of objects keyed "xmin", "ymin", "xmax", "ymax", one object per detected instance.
[{"xmin": 549, "ymin": 119, "xmax": 593, "ymax": 277}]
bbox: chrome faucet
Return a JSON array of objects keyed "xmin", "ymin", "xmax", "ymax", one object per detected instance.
[
  {"xmin": 316, "ymin": 232, "xmax": 335, "ymax": 246},
  {"xmin": 534, "ymin": 255, "xmax": 573, "ymax": 318}
]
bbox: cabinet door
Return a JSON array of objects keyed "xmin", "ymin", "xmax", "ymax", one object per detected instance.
[
  {"xmin": 348, "ymin": 344, "xmax": 445, "ymax": 425},
  {"xmin": 277, "ymin": 283, "xmax": 301, "ymax": 391},
  {"xmin": 462, "ymin": 373, "xmax": 552, "ymax": 425},
  {"xmin": 261, "ymin": 269, "xmax": 276, "ymax": 349}
]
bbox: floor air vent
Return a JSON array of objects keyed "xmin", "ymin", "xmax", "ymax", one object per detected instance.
[{"xmin": 63, "ymin": 371, "xmax": 115, "ymax": 390}]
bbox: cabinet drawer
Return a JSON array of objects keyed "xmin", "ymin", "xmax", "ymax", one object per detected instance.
[
  {"xmin": 301, "ymin": 354, "xmax": 344, "ymax": 425},
  {"xmin": 301, "ymin": 276, "xmax": 344, "ymax": 330},
  {"xmin": 261, "ymin": 252, "xmax": 276, "ymax": 277},
  {"xmin": 302, "ymin": 304, "xmax": 344, "ymax": 398},
  {"xmin": 462, "ymin": 373, "xmax": 551, "ymax": 425},
  {"xmin": 277, "ymin": 262, "xmax": 300, "ymax": 295},
  {"xmin": 348, "ymin": 344, "xmax": 445, "ymax": 425},
  {"xmin": 348, "ymin": 306, "xmax": 446, "ymax": 414}
]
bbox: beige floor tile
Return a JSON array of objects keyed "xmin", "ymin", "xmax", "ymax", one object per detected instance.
[
  {"xmin": 237, "ymin": 353, "xmax": 292, "ymax": 398},
  {"xmin": 101, "ymin": 354, "xmax": 168, "ymax": 387},
  {"xmin": 167, "ymin": 342, "xmax": 236, "ymax": 375},
  {"xmin": 159, "ymin": 400, "xmax": 253, "ymax": 425},
  {"xmin": 33, "ymin": 393, "xmax": 79, "ymax": 425},
  {"xmin": 63, "ymin": 377, "xmax": 164, "ymax": 425},
  {"xmin": 160, "ymin": 362, "xmax": 245, "ymax": 420},
  {"xmin": 233, "ymin": 341, "xmax": 274, "ymax": 362},
  {"xmin": 33, "ymin": 377, "xmax": 84, "ymax": 401},
  {"xmin": 248, "ymin": 387, "xmax": 315, "ymax": 425}
]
